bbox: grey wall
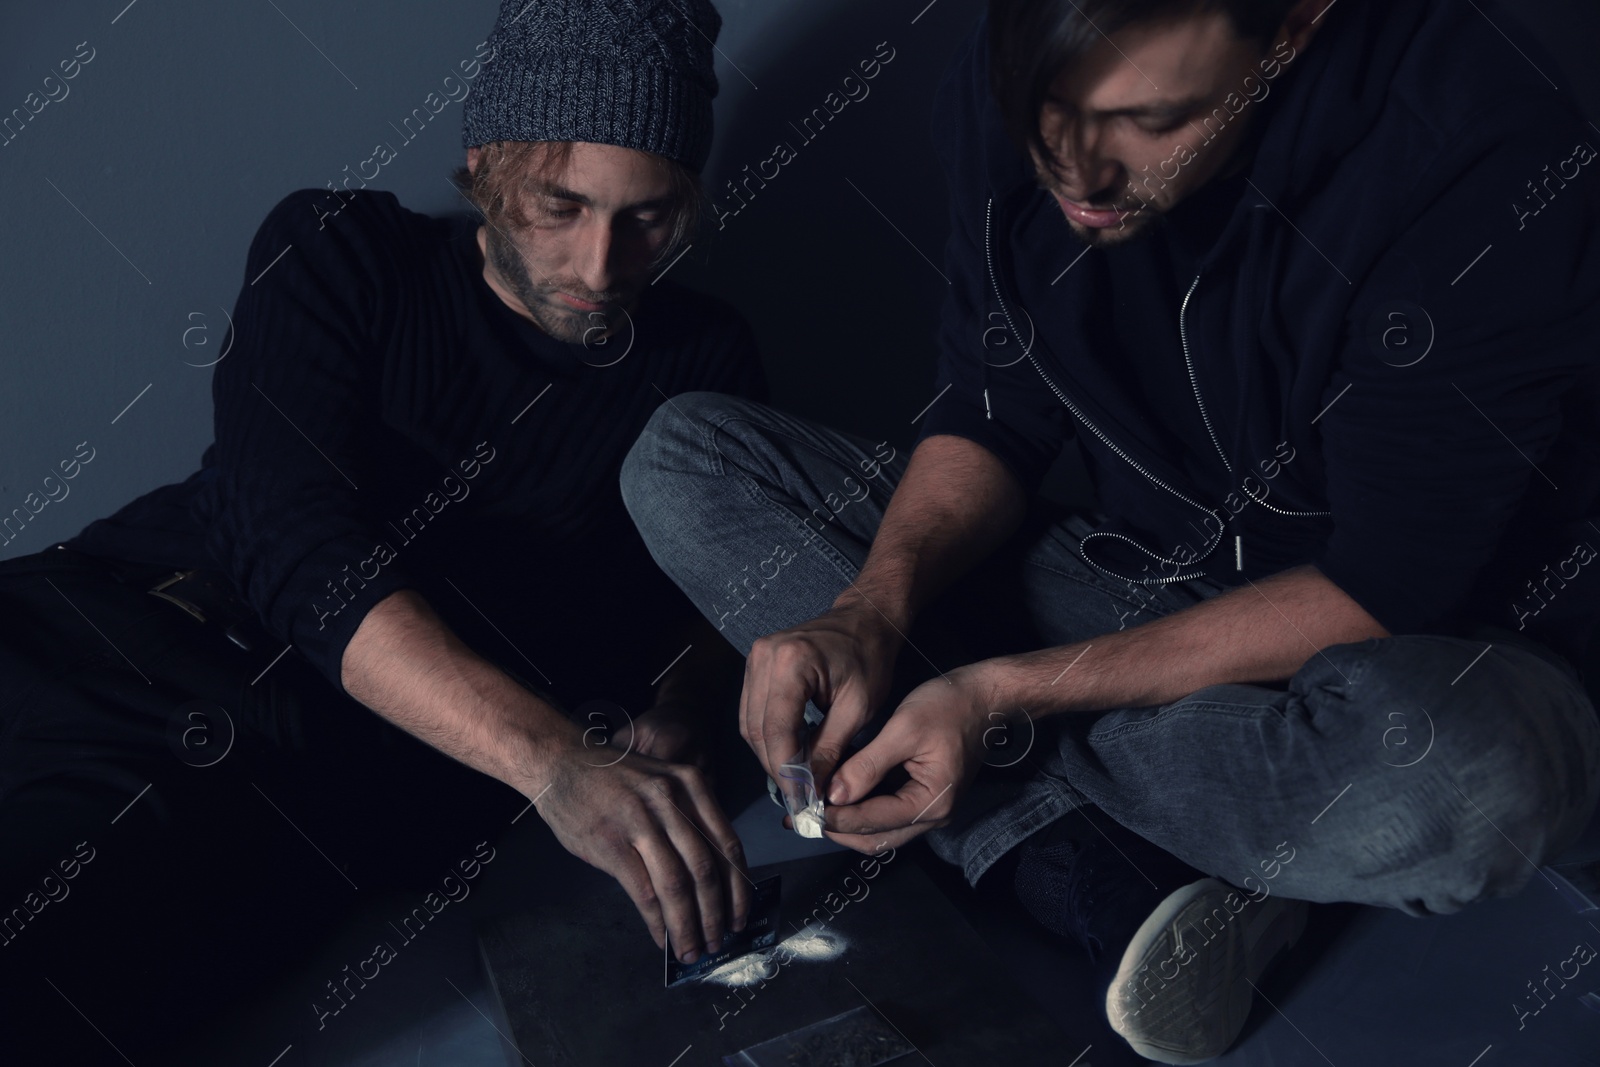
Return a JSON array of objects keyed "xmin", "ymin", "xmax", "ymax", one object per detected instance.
[
  {"xmin": 1, "ymin": 0, "xmax": 1596, "ymax": 560},
  {"xmin": 0, "ymin": 0, "xmax": 988, "ymax": 559}
]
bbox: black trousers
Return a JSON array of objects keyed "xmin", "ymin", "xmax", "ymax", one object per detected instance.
[{"xmin": 0, "ymin": 546, "xmax": 520, "ymax": 1063}]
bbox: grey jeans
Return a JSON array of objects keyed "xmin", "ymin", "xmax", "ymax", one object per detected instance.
[{"xmin": 621, "ymin": 392, "xmax": 1600, "ymax": 916}]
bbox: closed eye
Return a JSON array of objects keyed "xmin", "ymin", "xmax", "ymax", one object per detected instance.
[
  {"xmin": 1135, "ymin": 115, "xmax": 1189, "ymax": 136},
  {"xmin": 536, "ymin": 199, "xmax": 581, "ymax": 221}
]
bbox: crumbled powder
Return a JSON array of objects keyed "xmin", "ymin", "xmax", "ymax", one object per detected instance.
[
  {"xmin": 703, "ymin": 952, "xmax": 777, "ymax": 987},
  {"xmin": 794, "ymin": 799, "xmax": 826, "ymax": 839},
  {"xmin": 699, "ymin": 927, "xmax": 849, "ymax": 986},
  {"xmin": 779, "ymin": 927, "xmax": 847, "ymax": 961}
]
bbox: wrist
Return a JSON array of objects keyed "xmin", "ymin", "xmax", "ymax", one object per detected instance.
[
  {"xmin": 966, "ymin": 651, "xmax": 1057, "ymax": 721},
  {"xmin": 958, "ymin": 657, "xmax": 1016, "ymax": 716},
  {"xmin": 829, "ymin": 582, "xmax": 913, "ymax": 650},
  {"xmin": 504, "ymin": 694, "xmax": 584, "ymax": 797}
]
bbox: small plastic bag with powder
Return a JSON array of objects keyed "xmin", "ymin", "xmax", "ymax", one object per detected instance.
[{"xmin": 773, "ymin": 744, "xmax": 826, "ymax": 838}]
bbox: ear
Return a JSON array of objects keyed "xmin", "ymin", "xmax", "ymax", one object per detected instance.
[{"xmin": 466, "ymin": 145, "xmax": 482, "ymax": 175}]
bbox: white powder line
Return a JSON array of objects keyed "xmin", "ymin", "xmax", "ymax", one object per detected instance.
[{"xmin": 780, "ymin": 928, "xmax": 847, "ymax": 961}]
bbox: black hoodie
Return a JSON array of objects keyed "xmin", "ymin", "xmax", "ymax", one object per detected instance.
[{"xmin": 917, "ymin": 0, "xmax": 1600, "ymax": 669}]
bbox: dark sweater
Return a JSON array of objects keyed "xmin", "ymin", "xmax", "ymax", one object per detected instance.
[
  {"xmin": 67, "ymin": 188, "xmax": 767, "ymax": 693},
  {"xmin": 918, "ymin": 0, "xmax": 1600, "ymax": 669}
]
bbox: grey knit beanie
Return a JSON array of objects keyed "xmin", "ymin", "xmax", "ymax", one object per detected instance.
[{"xmin": 461, "ymin": 0, "xmax": 722, "ymax": 173}]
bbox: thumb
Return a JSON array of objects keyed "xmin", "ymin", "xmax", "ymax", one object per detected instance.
[{"xmin": 827, "ymin": 718, "xmax": 913, "ymax": 805}]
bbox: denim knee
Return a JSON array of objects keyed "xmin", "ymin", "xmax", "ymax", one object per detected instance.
[
  {"xmin": 1291, "ymin": 636, "xmax": 1599, "ymax": 914},
  {"xmin": 623, "ymin": 389, "xmax": 718, "ymax": 493}
]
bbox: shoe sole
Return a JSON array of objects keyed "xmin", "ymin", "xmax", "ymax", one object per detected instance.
[{"xmin": 1104, "ymin": 877, "xmax": 1309, "ymax": 1064}]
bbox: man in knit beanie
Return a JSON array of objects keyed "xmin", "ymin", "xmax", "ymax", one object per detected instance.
[
  {"xmin": 1, "ymin": 0, "xmax": 767, "ymax": 1054},
  {"xmin": 456, "ymin": 0, "xmax": 722, "ymax": 345}
]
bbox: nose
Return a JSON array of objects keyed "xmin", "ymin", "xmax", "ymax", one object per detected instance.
[
  {"xmin": 1048, "ymin": 119, "xmax": 1120, "ymax": 202},
  {"xmin": 572, "ymin": 219, "xmax": 617, "ymax": 297}
]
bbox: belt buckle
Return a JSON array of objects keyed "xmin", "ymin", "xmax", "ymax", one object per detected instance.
[{"xmin": 147, "ymin": 569, "xmax": 209, "ymax": 624}]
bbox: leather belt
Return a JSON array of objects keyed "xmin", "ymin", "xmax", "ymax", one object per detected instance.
[{"xmin": 145, "ymin": 568, "xmax": 275, "ymax": 654}]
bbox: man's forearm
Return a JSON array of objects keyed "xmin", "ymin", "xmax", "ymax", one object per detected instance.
[
  {"xmin": 832, "ymin": 433, "xmax": 1028, "ymax": 632},
  {"xmin": 975, "ymin": 563, "xmax": 1390, "ymax": 717},
  {"xmin": 340, "ymin": 588, "xmax": 580, "ymax": 796}
]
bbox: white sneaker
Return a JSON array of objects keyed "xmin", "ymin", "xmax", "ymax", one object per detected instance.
[{"xmin": 1104, "ymin": 877, "xmax": 1309, "ymax": 1064}]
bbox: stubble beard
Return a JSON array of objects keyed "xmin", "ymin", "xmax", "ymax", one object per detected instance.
[{"xmin": 483, "ymin": 225, "xmax": 626, "ymax": 344}]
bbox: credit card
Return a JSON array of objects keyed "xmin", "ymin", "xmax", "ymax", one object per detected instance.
[{"xmin": 665, "ymin": 875, "xmax": 781, "ymax": 988}]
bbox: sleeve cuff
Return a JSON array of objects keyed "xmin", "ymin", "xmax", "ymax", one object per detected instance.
[
  {"xmin": 917, "ymin": 397, "xmax": 1053, "ymax": 496},
  {"xmin": 264, "ymin": 540, "xmax": 421, "ymax": 693},
  {"xmin": 1312, "ymin": 543, "xmax": 1435, "ymax": 637}
]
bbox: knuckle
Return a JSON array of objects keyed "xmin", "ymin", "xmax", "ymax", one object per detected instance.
[
  {"xmin": 769, "ymin": 639, "xmax": 811, "ymax": 671},
  {"xmin": 811, "ymin": 742, "xmax": 844, "ymax": 766},
  {"xmin": 689, "ymin": 855, "xmax": 721, "ymax": 885}
]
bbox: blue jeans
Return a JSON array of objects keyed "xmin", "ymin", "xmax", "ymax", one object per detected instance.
[{"xmin": 621, "ymin": 392, "xmax": 1600, "ymax": 917}]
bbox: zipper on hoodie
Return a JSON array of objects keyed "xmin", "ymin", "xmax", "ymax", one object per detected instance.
[
  {"xmin": 1179, "ymin": 273, "xmax": 1233, "ymax": 475},
  {"xmin": 1176, "ymin": 270, "xmax": 1331, "ymax": 569},
  {"xmin": 984, "ymin": 198, "xmax": 1223, "ymax": 584}
]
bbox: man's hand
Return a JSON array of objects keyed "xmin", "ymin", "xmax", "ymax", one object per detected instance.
[
  {"xmin": 533, "ymin": 743, "xmax": 752, "ymax": 964},
  {"xmin": 737, "ymin": 435, "xmax": 1028, "ymax": 808},
  {"xmin": 739, "ymin": 601, "xmax": 902, "ymax": 798},
  {"xmin": 819, "ymin": 667, "xmax": 995, "ymax": 852},
  {"xmin": 615, "ymin": 700, "xmax": 706, "ymax": 768},
  {"xmin": 341, "ymin": 589, "xmax": 753, "ymax": 964},
  {"xmin": 810, "ymin": 561, "xmax": 1389, "ymax": 855}
]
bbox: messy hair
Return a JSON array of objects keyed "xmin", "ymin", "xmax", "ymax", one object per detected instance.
[
  {"xmin": 988, "ymin": 0, "xmax": 1299, "ymax": 174},
  {"xmin": 450, "ymin": 140, "xmax": 704, "ymax": 268}
]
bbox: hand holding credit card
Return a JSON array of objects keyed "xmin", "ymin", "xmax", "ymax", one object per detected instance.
[{"xmin": 666, "ymin": 875, "xmax": 782, "ymax": 987}]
